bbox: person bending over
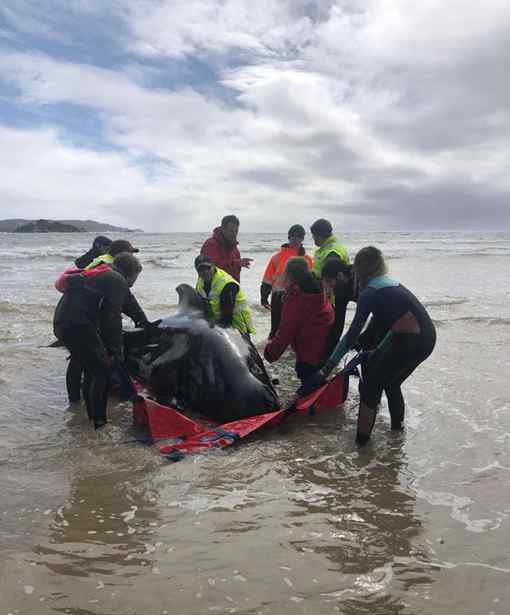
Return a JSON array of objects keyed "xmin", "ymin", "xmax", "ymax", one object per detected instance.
[
  {"xmin": 195, "ymin": 254, "xmax": 255, "ymax": 335},
  {"xmin": 264, "ymin": 257, "xmax": 334, "ymax": 383},
  {"xmin": 54, "ymin": 253, "xmax": 143, "ymax": 429},
  {"xmin": 304, "ymin": 246, "xmax": 436, "ymax": 445},
  {"xmin": 260, "ymin": 224, "xmax": 313, "ymax": 339}
]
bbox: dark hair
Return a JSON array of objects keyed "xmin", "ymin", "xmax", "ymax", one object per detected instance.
[
  {"xmin": 113, "ymin": 253, "xmax": 142, "ymax": 277},
  {"xmin": 288, "ymin": 224, "xmax": 305, "ymax": 239},
  {"xmin": 285, "ymin": 257, "xmax": 320, "ymax": 292},
  {"xmin": 310, "ymin": 218, "xmax": 333, "ymax": 238},
  {"xmin": 322, "ymin": 258, "xmax": 350, "ymax": 280},
  {"xmin": 221, "ymin": 214, "xmax": 240, "ymax": 228},
  {"xmin": 354, "ymin": 246, "xmax": 387, "ymax": 288}
]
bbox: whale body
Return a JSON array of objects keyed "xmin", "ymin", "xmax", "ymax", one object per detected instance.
[{"xmin": 124, "ymin": 284, "xmax": 280, "ymax": 422}]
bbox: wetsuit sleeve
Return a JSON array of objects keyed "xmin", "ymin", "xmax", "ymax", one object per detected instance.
[
  {"xmin": 122, "ymin": 289, "xmax": 148, "ymax": 326},
  {"xmin": 264, "ymin": 294, "xmax": 300, "ymax": 363},
  {"xmin": 260, "ymin": 282, "xmax": 272, "ymax": 305},
  {"xmin": 100, "ymin": 274, "xmax": 130, "ymax": 352},
  {"xmin": 218, "ymin": 283, "xmax": 238, "ymax": 327},
  {"xmin": 74, "ymin": 249, "xmax": 96, "ymax": 269},
  {"xmin": 324, "ymin": 288, "xmax": 374, "ymax": 373}
]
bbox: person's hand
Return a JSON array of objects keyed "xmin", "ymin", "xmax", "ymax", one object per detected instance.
[
  {"xmin": 297, "ymin": 371, "xmax": 327, "ymax": 397},
  {"xmin": 109, "ymin": 346, "xmax": 125, "ymax": 365},
  {"xmin": 261, "ymin": 301, "xmax": 271, "ymax": 311},
  {"xmin": 142, "ymin": 319, "xmax": 162, "ymax": 331},
  {"xmin": 241, "ymin": 258, "xmax": 253, "ymax": 269}
]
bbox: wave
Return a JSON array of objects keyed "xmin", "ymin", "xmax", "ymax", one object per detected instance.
[
  {"xmin": 424, "ymin": 298, "xmax": 469, "ymax": 308},
  {"xmin": 145, "ymin": 257, "xmax": 182, "ymax": 269},
  {"xmin": 451, "ymin": 316, "xmax": 510, "ymax": 326},
  {"xmin": 0, "ymin": 301, "xmax": 54, "ymax": 315}
]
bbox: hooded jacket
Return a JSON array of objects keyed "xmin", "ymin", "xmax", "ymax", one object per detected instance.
[
  {"xmin": 201, "ymin": 227, "xmax": 242, "ymax": 282},
  {"xmin": 264, "ymin": 279, "xmax": 334, "ymax": 366}
]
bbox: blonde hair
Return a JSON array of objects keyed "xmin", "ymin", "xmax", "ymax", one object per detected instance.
[{"xmin": 354, "ymin": 246, "xmax": 387, "ymax": 288}]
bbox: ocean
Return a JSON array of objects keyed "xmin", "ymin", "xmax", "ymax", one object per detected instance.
[{"xmin": 1, "ymin": 230, "xmax": 509, "ymax": 614}]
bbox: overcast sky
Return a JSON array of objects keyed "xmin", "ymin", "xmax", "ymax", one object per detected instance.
[{"xmin": 1, "ymin": 1, "xmax": 509, "ymax": 231}]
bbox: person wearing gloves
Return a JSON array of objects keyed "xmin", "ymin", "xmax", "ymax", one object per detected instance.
[
  {"xmin": 195, "ymin": 254, "xmax": 255, "ymax": 335},
  {"xmin": 53, "ymin": 253, "xmax": 143, "ymax": 430},
  {"xmin": 260, "ymin": 224, "xmax": 313, "ymax": 338},
  {"xmin": 74, "ymin": 236, "xmax": 112, "ymax": 269},
  {"xmin": 302, "ymin": 246, "xmax": 436, "ymax": 445},
  {"xmin": 264, "ymin": 257, "xmax": 334, "ymax": 383}
]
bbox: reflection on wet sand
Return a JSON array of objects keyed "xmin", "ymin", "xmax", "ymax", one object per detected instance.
[
  {"xmin": 33, "ymin": 468, "xmax": 162, "ymax": 580},
  {"xmin": 285, "ymin": 433, "xmax": 433, "ymax": 614}
]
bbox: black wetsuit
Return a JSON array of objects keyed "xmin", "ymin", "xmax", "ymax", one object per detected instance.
[
  {"xmin": 54, "ymin": 269, "xmax": 130, "ymax": 427},
  {"xmin": 65, "ymin": 260, "xmax": 147, "ymax": 403},
  {"xmin": 327, "ymin": 267, "xmax": 356, "ymax": 354},
  {"xmin": 331, "ymin": 276, "xmax": 436, "ymax": 429}
]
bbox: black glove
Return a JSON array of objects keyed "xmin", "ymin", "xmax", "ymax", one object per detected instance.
[
  {"xmin": 109, "ymin": 346, "xmax": 125, "ymax": 365},
  {"xmin": 298, "ymin": 371, "xmax": 327, "ymax": 397}
]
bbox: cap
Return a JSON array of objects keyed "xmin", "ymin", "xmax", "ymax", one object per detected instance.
[
  {"xmin": 93, "ymin": 235, "xmax": 112, "ymax": 250},
  {"xmin": 288, "ymin": 224, "xmax": 305, "ymax": 238},
  {"xmin": 310, "ymin": 218, "xmax": 333, "ymax": 237},
  {"xmin": 194, "ymin": 254, "xmax": 214, "ymax": 270},
  {"xmin": 108, "ymin": 239, "xmax": 140, "ymax": 256}
]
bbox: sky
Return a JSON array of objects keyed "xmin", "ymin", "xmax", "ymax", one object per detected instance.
[{"xmin": 1, "ymin": 1, "xmax": 509, "ymax": 232}]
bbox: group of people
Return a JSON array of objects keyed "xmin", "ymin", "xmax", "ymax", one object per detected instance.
[{"xmin": 52, "ymin": 214, "xmax": 436, "ymax": 444}]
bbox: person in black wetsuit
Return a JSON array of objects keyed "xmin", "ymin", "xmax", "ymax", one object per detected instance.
[
  {"xmin": 303, "ymin": 246, "xmax": 436, "ymax": 445},
  {"xmin": 54, "ymin": 253, "xmax": 143, "ymax": 429},
  {"xmin": 74, "ymin": 236, "xmax": 112, "ymax": 269},
  {"xmin": 65, "ymin": 240, "xmax": 155, "ymax": 403},
  {"xmin": 321, "ymin": 258, "xmax": 357, "ymax": 353}
]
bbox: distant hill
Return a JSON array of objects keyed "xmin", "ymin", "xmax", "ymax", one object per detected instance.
[
  {"xmin": 0, "ymin": 218, "xmax": 141, "ymax": 232},
  {"xmin": 14, "ymin": 219, "xmax": 82, "ymax": 233}
]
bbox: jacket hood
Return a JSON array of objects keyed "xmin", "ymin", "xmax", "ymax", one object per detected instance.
[
  {"xmin": 280, "ymin": 243, "xmax": 306, "ymax": 256},
  {"xmin": 213, "ymin": 226, "xmax": 238, "ymax": 247}
]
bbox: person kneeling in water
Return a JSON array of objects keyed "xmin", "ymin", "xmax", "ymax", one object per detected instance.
[
  {"xmin": 303, "ymin": 246, "xmax": 436, "ymax": 445},
  {"xmin": 264, "ymin": 257, "xmax": 334, "ymax": 383}
]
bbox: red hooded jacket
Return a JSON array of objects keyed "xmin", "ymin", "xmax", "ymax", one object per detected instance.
[
  {"xmin": 264, "ymin": 282, "xmax": 334, "ymax": 366},
  {"xmin": 201, "ymin": 227, "xmax": 242, "ymax": 281}
]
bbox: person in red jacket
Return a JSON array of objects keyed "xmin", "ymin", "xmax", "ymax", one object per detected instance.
[
  {"xmin": 260, "ymin": 224, "xmax": 313, "ymax": 339},
  {"xmin": 264, "ymin": 257, "xmax": 334, "ymax": 383},
  {"xmin": 200, "ymin": 215, "xmax": 253, "ymax": 282}
]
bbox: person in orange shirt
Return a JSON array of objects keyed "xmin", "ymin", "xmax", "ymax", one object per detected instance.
[{"xmin": 260, "ymin": 224, "xmax": 313, "ymax": 338}]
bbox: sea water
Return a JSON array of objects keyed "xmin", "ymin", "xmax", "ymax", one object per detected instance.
[{"xmin": 0, "ymin": 231, "xmax": 509, "ymax": 614}]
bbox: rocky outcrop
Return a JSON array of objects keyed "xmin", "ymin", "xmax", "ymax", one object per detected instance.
[{"xmin": 13, "ymin": 219, "xmax": 83, "ymax": 233}]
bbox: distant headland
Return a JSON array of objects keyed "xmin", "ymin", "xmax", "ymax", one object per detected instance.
[{"xmin": 0, "ymin": 219, "xmax": 142, "ymax": 233}]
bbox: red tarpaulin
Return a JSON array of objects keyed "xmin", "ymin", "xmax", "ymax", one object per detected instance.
[{"xmin": 132, "ymin": 371, "xmax": 349, "ymax": 461}]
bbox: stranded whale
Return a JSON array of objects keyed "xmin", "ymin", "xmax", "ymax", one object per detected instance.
[{"xmin": 124, "ymin": 284, "xmax": 280, "ymax": 422}]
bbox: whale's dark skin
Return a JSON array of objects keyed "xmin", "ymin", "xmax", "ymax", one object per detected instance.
[{"xmin": 124, "ymin": 285, "xmax": 280, "ymax": 422}]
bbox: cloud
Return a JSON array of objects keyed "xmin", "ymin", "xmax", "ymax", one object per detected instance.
[{"xmin": 0, "ymin": 1, "xmax": 509, "ymax": 230}]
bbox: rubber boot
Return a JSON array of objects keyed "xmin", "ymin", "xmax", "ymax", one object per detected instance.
[
  {"xmin": 356, "ymin": 399, "xmax": 377, "ymax": 446},
  {"xmin": 386, "ymin": 385, "xmax": 405, "ymax": 431}
]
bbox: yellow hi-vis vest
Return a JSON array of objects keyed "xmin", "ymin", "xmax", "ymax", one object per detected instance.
[
  {"xmin": 312, "ymin": 235, "xmax": 350, "ymax": 277},
  {"xmin": 85, "ymin": 253, "xmax": 114, "ymax": 270},
  {"xmin": 196, "ymin": 268, "xmax": 255, "ymax": 335}
]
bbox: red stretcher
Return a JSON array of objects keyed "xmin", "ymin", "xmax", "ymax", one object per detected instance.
[{"xmin": 132, "ymin": 358, "xmax": 360, "ymax": 461}]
